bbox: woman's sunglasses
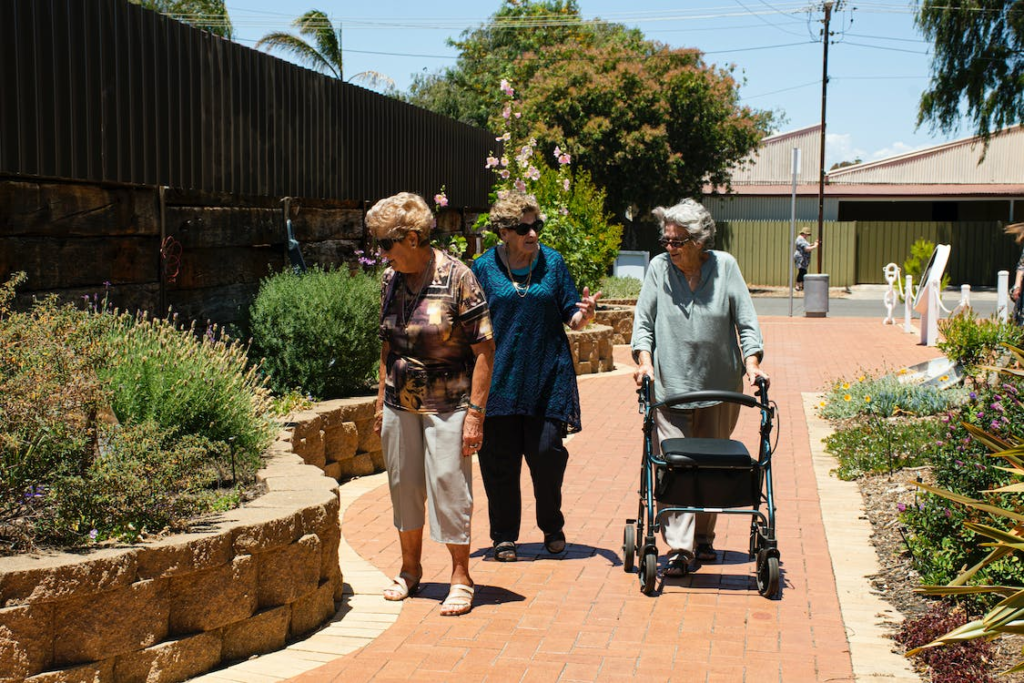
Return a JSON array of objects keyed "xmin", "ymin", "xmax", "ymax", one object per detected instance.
[
  {"xmin": 659, "ymin": 237, "xmax": 691, "ymax": 249},
  {"xmin": 377, "ymin": 234, "xmax": 406, "ymax": 251},
  {"xmin": 511, "ymin": 220, "xmax": 543, "ymax": 236}
]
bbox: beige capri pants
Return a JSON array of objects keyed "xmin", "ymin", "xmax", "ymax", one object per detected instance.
[
  {"xmin": 381, "ymin": 404, "xmax": 472, "ymax": 545},
  {"xmin": 654, "ymin": 399, "xmax": 741, "ymax": 558}
]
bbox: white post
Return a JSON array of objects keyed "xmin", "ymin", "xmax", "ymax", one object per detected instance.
[
  {"xmin": 788, "ymin": 148, "xmax": 800, "ymax": 318},
  {"xmin": 882, "ymin": 263, "xmax": 899, "ymax": 325},
  {"xmin": 997, "ymin": 270, "xmax": 1009, "ymax": 322},
  {"xmin": 958, "ymin": 284, "xmax": 971, "ymax": 313},
  {"xmin": 903, "ymin": 274, "xmax": 913, "ymax": 333},
  {"xmin": 920, "ymin": 279, "xmax": 940, "ymax": 346}
]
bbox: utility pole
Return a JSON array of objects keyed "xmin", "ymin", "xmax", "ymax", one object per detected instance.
[{"xmin": 816, "ymin": 0, "xmax": 834, "ymax": 273}]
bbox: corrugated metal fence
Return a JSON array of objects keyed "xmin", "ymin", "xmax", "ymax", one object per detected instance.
[
  {"xmin": 0, "ymin": 0, "xmax": 495, "ymax": 207},
  {"xmin": 717, "ymin": 220, "xmax": 1018, "ymax": 288}
]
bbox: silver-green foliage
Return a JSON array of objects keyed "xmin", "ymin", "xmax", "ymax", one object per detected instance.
[
  {"xmin": 819, "ymin": 371, "xmax": 967, "ymax": 420},
  {"xmin": 249, "ymin": 267, "xmax": 381, "ymax": 399}
]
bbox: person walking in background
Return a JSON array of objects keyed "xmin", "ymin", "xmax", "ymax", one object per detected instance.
[
  {"xmin": 794, "ymin": 227, "xmax": 819, "ymax": 291},
  {"xmin": 369, "ymin": 192, "xmax": 495, "ymax": 617},
  {"xmin": 632, "ymin": 198, "xmax": 769, "ymax": 577},
  {"xmin": 471, "ymin": 191, "xmax": 601, "ymax": 563}
]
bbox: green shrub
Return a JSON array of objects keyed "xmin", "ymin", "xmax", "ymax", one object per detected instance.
[
  {"xmin": 902, "ymin": 237, "xmax": 950, "ymax": 301},
  {"xmin": 937, "ymin": 311, "xmax": 1024, "ymax": 370},
  {"xmin": 824, "ymin": 416, "xmax": 944, "ymax": 480},
  {"xmin": 598, "ymin": 275, "xmax": 643, "ymax": 300},
  {"xmin": 101, "ymin": 314, "xmax": 274, "ymax": 468},
  {"xmin": 819, "ymin": 371, "xmax": 967, "ymax": 420},
  {"xmin": 0, "ymin": 288, "xmax": 272, "ymax": 551},
  {"xmin": 249, "ymin": 266, "xmax": 380, "ymax": 399},
  {"xmin": 902, "ymin": 380, "xmax": 1024, "ymax": 595}
]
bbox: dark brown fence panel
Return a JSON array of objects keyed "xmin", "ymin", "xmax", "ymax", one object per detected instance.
[{"xmin": 1, "ymin": 0, "xmax": 495, "ymax": 207}]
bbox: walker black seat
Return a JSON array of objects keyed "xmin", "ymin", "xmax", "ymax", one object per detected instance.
[{"xmin": 656, "ymin": 438, "xmax": 759, "ymax": 508}]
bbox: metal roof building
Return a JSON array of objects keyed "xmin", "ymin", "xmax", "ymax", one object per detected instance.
[{"xmin": 705, "ymin": 125, "xmax": 1024, "ymax": 222}]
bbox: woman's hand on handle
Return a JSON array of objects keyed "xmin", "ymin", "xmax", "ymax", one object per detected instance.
[
  {"xmin": 633, "ymin": 350, "xmax": 654, "ymax": 387},
  {"xmin": 744, "ymin": 355, "xmax": 770, "ymax": 389}
]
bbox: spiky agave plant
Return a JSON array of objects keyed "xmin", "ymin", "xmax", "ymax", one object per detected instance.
[{"xmin": 908, "ymin": 343, "xmax": 1024, "ymax": 674}]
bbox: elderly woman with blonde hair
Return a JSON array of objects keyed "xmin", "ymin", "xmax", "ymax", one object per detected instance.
[
  {"xmin": 368, "ymin": 192, "xmax": 495, "ymax": 616},
  {"xmin": 1007, "ymin": 223, "xmax": 1024, "ymax": 325},
  {"xmin": 632, "ymin": 198, "xmax": 769, "ymax": 577},
  {"xmin": 470, "ymin": 190, "xmax": 600, "ymax": 563}
]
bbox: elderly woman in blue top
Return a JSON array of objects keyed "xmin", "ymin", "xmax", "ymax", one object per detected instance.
[
  {"xmin": 471, "ymin": 191, "xmax": 601, "ymax": 562},
  {"xmin": 632, "ymin": 198, "xmax": 770, "ymax": 577}
]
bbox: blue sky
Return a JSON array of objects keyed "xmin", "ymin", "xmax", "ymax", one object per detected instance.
[{"xmin": 224, "ymin": 1, "xmax": 965, "ymax": 171}]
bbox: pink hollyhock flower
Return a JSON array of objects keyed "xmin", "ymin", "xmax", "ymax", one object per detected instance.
[
  {"xmin": 485, "ymin": 156, "xmax": 499, "ymax": 168},
  {"xmin": 562, "ymin": 178, "xmax": 571, "ymax": 191},
  {"xmin": 434, "ymin": 193, "xmax": 448, "ymax": 208},
  {"xmin": 502, "ymin": 104, "xmax": 511, "ymax": 120},
  {"xmin": 499, "ymin": 169, "xmax": 510, "ymax": 179},
  {"xmin": 514, "ymin": 179, "xmax": 527, "ymax": 192},
  {"xmin": 526, "ymin": 166, "xmax": 541, "ymax": 181},
  {"xmin": 558, "ymin": 153, "xmax": 571, "ymax": 165},
  {"xmin": 500, "ymin": 79, "xmax": 514, "ymax": 97}
]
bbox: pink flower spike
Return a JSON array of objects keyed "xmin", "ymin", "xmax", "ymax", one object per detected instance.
[
  {"xmin": 502, "ymin": 104, "xmax": 511, "ymax": 120},
  {"xmin": 562, "ymin": 178, "xmax": 570, "ymax": 191},
  {"xmin": 434, "ymin": 193, "xmax": 448, "ymax": 207}
]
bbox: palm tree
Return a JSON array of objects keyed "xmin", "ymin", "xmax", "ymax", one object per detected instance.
[{"xmin": 255, "ymin": 9, "xmax": 394, "ymax": 91}]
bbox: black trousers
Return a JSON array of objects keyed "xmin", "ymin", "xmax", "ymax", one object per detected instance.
[
  {"xmin": 478, "ymin": 415, "xmax": 568, "ymax": 544},
  {"xmin": 797, "ymin": 267, "xmax": 808, "ymax": 284}
]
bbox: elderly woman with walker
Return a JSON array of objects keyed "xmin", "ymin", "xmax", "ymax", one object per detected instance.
[
  {"xmin": 369, "ymin": 192, "xmax": 495, "ymax": 616},
  {"xmin": 632, "ymin": 198, "xmax": 769, "ymax": 577}
]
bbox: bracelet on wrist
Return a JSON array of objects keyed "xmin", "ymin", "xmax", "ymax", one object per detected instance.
[{"xmin": 467, "ymin": 401, "xmax": 486, "ymax": 415}]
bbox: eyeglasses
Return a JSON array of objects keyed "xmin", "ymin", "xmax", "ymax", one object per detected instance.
[
  {"xmin": 659, "ymin": 237, "xmax": 692, "ymax": 249},
  {"xmin": 377, "ymin": 234, "xmax": 406, "ymax": 251},
  {"xmin": 512, "ymin": 220, "xmax": 543, "ymax": 236}
]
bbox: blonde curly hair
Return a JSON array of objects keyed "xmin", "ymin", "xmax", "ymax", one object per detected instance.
[
  {"xmin": 365, "ymin": 192, "xmax": 433, "ymax": 244},
  {"xmin": 489, "ymin": 191, "xmax": 541, "ymax": 232}
]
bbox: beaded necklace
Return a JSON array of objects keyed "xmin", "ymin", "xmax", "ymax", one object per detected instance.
[{"xmin": 502, "ymin": 246, "xmax": 536, "ymax": 298}]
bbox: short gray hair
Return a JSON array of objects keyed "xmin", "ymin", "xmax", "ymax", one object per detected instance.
[{"xmin": 652, "ymin": 199, "xmax": 715, "ymax": 249}]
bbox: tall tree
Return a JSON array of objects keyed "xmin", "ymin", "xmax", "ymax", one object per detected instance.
[
  {"xmin": 917, "ymin": 0, "xmax": 1024, "ymax": 144},
  {"xmin": 130, "ymin": 0, "xmax": 233, "ymax": 39},
  {"xmin": 408, "ymin": 0, "xmax": 774, "ymax": 217},
  {"xmin": 406, "ymin": 0, "xmax": 637, "ymax": 127},
  {"xmin": 255, "ymin": 9, "xmax": 393, "ymax": 90},
  {"xmin": 521, "ymin": 40, "xmax": 774, "ymax": 216}
]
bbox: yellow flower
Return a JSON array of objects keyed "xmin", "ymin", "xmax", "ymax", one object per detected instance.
[
  {"xmin": 843, "ymin": 394, "xmax": 852, "ymax": 402},
  {"xmin": 864, "ymin": 395, "xmax": 872, "ymax": 403},
  {"xmin": 819, "ymin": 401, "xmax": 826, "ymax": 407},
  {"xmin": 940, "ymin": 375, "xmax": 949, "ymax": 381},
  {"xmin": 898, "ymin": 368, "xmax": 907, "ymax": 375},
  {"xmin": 842, "ymin": 383, "xmax": 850, "ymax": 390},
  {"xmin": 858, "ymin": 375, "xmax": 866, "ymax": 382}
]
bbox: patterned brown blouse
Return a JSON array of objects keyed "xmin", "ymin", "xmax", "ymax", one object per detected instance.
[{"xmin": 379, "ymin": 249, "xmax": 493, "ymax": 414}]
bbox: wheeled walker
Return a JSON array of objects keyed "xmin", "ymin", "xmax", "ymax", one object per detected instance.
[{"xmin": 622, "ymin": 376, "xmax": 780, "ymax": 598}]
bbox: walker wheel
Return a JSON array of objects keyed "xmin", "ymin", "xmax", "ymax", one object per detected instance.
[
  {"xmin": 622, "ymin": 523, "xmax": 636, "ymax": 573},
  {"xmin": 757, "ymin": 554, "xmax": 780, "ymax": 599},
  {"xmin": 640, "ymin": 550, "xmax": 658, "ymax": 595}
]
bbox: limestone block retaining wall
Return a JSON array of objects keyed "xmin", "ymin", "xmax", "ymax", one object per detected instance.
[
  {"xmin": 0, "ymin": 445, "xmax": 342, "ymax": 682},
  {"xmin": 283, "ymin": 397, "xmax": 382, "ymax": 482},
  {"xmin": 593, "ymin": 304, "xmax": 635, "ymax": 346},
  {"xmin": 567, "ymin": 324, "xmax": 615, "ymax": 375}
]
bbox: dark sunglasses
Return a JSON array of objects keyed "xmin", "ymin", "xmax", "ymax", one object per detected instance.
[
  {"xmin": 659, "ymin": 237, "xmax": 691, "ymax": 249},
  {"xmin": 511, "ymin": 220, "xmax": 543, "ymax": 236},
  {"xmin": 377, "ymin": 234, "xmax": 406, "ymax": 251}
]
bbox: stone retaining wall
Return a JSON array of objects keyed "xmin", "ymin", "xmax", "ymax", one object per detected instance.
[
  {"xmin": 0, "ymin": 443, "xmax": 343, "ymax": 682},
  {"xmin": 593, "ymin": 304, "xmax": 635, "ymax": 346},
  {"xmin": 567, "ymin": 324, "xmax": 615, "ymax": 375}
]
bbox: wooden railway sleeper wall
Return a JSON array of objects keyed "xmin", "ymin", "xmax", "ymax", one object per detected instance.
[{"xmin": 0, "ymin": 175, "xmax": 483, "ymax": 329}]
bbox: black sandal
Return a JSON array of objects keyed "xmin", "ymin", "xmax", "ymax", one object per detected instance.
[
  {"xmin": 664, "ymin": 554, "xmax": 690, "ymax": 577},
  {"xmin": 494, "ymin": 541, "xmax": 517, "ymax": 562},
  {"xmin": 543, "ymin": 531, "xmax": 566, "ymax": 554}
]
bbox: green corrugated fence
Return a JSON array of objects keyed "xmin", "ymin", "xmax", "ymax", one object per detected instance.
[{"xmin": 714, "ymin": 220, "xmax": 1017, "ymax": 288}]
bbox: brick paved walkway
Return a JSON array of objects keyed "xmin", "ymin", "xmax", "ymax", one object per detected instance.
[{"xmin": 286, "ymin": 318, "xmax": 940, "ymax": 683}]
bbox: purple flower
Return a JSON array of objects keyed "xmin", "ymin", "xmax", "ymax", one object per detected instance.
[
  {"xmin": 970, "ymin": 392, "xmax": 977, "ymax": 400},
  {"xmin": 897, "ymin": 503, "xmax": 906, "ymax": 512},
  {"xmin": 955, "ymin": 460, "xmax": 964, "ymax": 466},
  {"xmin": 977, "ymin": 411, "xmax": 986, "ymax": 419},
  {"xmin": 944, "ymin": 508, "xmax": 952, "ymax": 518},
  {"xmin": 991, "ymin": 420, "xmax": 1001, "ymax": 430},
  {"xmin": 89, "ymin": 529, "xmax": 98, "ymax": 540}
]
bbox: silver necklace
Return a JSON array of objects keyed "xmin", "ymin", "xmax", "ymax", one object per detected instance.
[
  {"xmin": 400, "ymin": 251, "xmax": 435, "ymax": 326},
  {"xmin": 503, "ymin": 247, "xmax": 534, "ymax": 298}
]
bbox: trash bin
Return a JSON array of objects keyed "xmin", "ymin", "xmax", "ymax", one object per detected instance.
[{"xmin": 804, "ymin": 273, "xmax": 829, "ymax": 317}]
